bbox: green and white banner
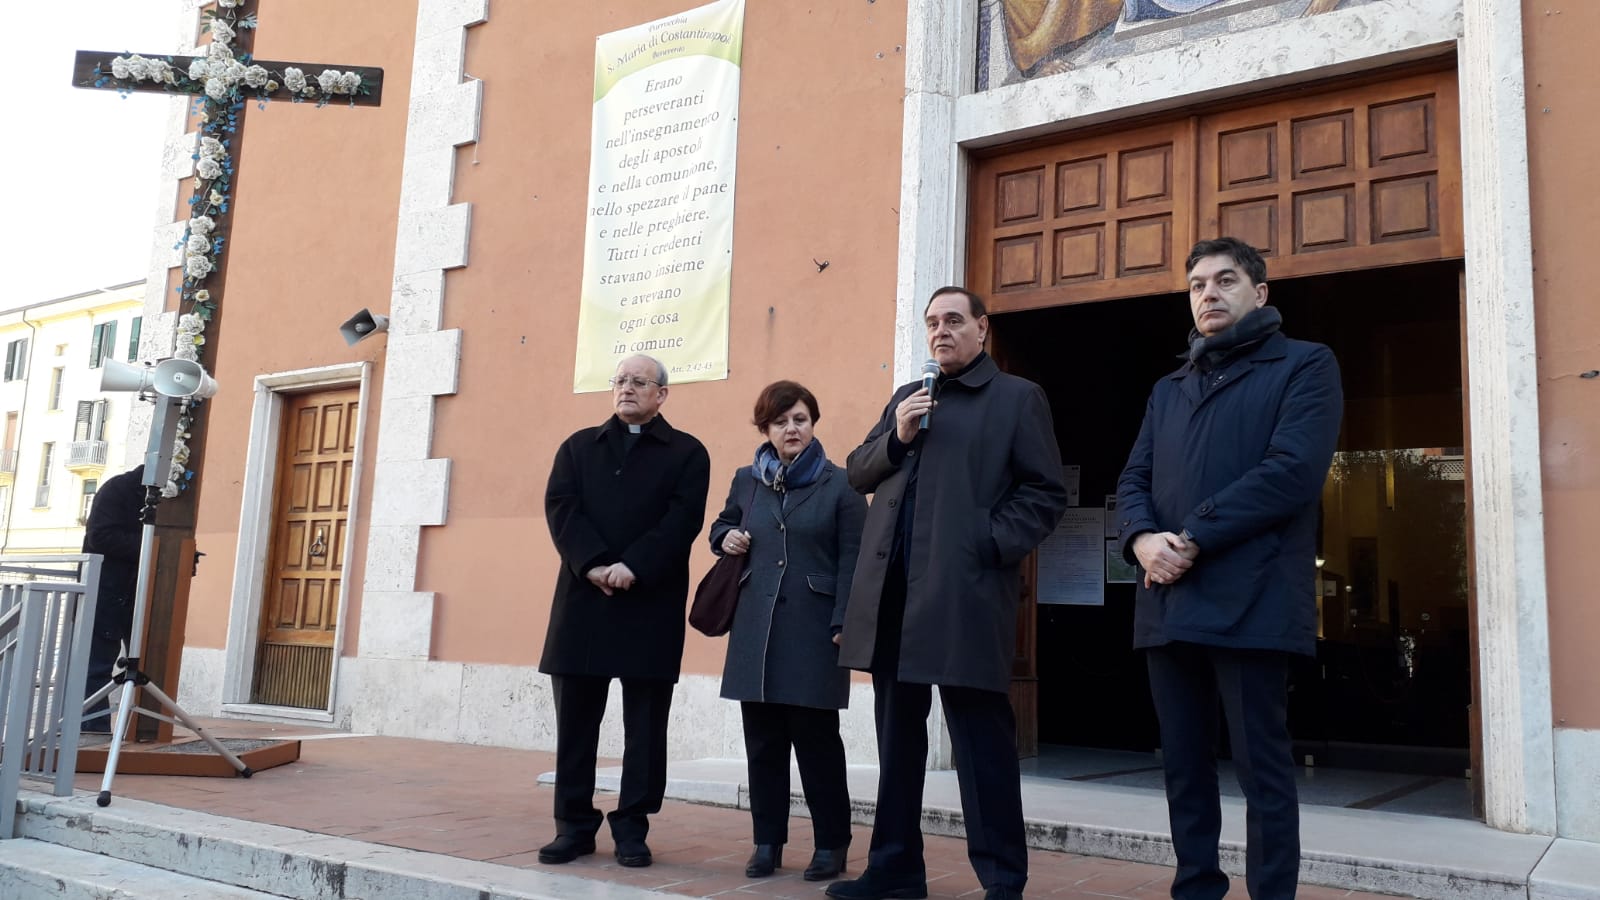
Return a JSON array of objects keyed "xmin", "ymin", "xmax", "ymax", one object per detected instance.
[{"xmin": 573, "ymin": 0, "xmax": 745, "ymax": 392}]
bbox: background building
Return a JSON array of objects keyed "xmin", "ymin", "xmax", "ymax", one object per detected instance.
[{"xmin": 0, "ymin": 281, "xmax": 145, "ymax": 559}]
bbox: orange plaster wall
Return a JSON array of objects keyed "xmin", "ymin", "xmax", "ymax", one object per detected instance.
[
  {"xmin": 1524, "ymin": 2, "xmax": 1600, "ymax": 728},
  {"xmin": 181, "ymin": 0, "xmax": 415, "ymax": 651},
  {"xmin": 423, "ymin": 2, "xmax": 907, "ymax": 673}
]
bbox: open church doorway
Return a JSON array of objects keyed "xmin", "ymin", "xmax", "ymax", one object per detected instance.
[{"xmin": 990, "ymin": 260, "xmax": 1476, "ymax": 819}]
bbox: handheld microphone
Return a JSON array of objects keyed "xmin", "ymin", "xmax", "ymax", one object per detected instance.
[{"xmin": 918, "ymin": 359, "xmax": 939, "ymax": 430}]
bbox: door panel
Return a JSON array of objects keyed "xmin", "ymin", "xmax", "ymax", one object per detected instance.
[
  {"xmin": 1197, "ymin": 70, "xmax": 1462, "ymax": 278},
  {"xmin": 971, "ymin": 120, "xmax": 1197, "ymax": 313}
]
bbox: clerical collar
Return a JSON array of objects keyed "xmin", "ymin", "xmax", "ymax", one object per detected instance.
[{"xmin": 627, "ymin": 423, "xmax": 642, "ymax": 434}]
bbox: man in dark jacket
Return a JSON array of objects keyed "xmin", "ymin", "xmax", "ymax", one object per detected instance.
[
  {"xmin": 1116, "ymin": 237, "xmax": 1343, "ymax": 900},
  {"xmin": 831, "ymin": 287, "xmax": 1068, "ymax": 900},
  {"xmin": 537, "ymin": 354, "xmax": 710, "ymax": 870},
  {"xmin": 81, "ymin": 464, "xmax": 147, "ymax": 732}
]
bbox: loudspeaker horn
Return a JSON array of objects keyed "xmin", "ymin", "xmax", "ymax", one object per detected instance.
[
  {"xmin": 339, "ymin": 308, "xmax": 390, "ymax": 346},
  {"xmin": 152, "ymin": 359, "xmax": 218, "ymax": 399},
  {"xmin": 101, "ymin": 359, "xmax": 154, "ymax": 393}
]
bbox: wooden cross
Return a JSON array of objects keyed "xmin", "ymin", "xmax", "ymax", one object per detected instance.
[{"xmin": 69, "ymin": 1, "xmax": 384, "ymax": 740}]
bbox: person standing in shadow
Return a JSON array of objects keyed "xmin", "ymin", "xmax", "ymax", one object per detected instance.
[{"xmin": 81, "ymin": 464, "xmax": 145, "ymax": 734}]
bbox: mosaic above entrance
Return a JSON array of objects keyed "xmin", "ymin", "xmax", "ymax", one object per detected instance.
[{"xmin": 977, "ymin": 0, "xmax": 1382, "ymax": 91}]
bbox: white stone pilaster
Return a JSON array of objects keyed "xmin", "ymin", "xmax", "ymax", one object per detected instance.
[
  {"xmin": 1459, "ymin": 0, "xmax": 1556, "ymax": 837},
  {"xmin": 357, "ymin": 0, "xmax": 487, "ymax": 663}
]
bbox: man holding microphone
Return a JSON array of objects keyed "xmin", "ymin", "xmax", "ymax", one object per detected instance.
[{"xmin": 831, "ymin": 286, "xmax": 1068, "ymax": 900}]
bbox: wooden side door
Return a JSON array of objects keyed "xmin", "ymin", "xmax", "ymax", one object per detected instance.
[{"xmin": 251, "ymin": 389, "xmax": 358, "ymax": 709}]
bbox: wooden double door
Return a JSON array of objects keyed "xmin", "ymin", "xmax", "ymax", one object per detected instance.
[{"xmin": 968, "ymin": 68, "xmax": 1465, "ymax": 756}]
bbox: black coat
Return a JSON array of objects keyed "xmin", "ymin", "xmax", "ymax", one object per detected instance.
[
  {"xmin": 838, "ymin": 356, "xmax": 1068, "ymax": 693},
  {"xmin": 1115, "ymin": 331, "xmax": 1343, "ymax": 656},
  {"xmin": 82, "ymin": 465, "xmax": 145, "ymax": 606},
  {"xmin": 539, "ymin": 415, "xmax": 710, "ymax": 681},
  {"xmin": 709, "ymin": 460, "xmax": 866, "ymax": 709}
]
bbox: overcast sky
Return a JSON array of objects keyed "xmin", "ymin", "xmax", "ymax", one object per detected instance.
[{"xmin": 0, "ymin": 1, "xmax": 185, "ymax": 306}]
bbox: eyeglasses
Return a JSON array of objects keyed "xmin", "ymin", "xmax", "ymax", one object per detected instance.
[{"xmin": 609, "ymin": 376, "xmax": 661, "ymax": 390}]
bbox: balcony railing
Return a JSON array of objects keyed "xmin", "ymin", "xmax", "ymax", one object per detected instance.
[
  {"xmin": 64, "ymin": 441, "xmax": 108, "ymax": 473},
  {"xmin": 0, "ymin": 449, "xmax": 15, "ymax": 480}
]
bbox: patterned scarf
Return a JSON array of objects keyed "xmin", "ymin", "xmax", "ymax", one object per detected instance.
[
  {"xmin": 1186, "ymin": 305, "xmax": 1282, "ymax": 373},
  {"xmin": 753, "ymin": 437, "xmax": 827, "ymax": 493}
]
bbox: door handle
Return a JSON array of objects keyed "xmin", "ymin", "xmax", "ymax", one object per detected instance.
[{"xmin": 309, "ymin": 527, "xmax": 327, "ymax": 559}]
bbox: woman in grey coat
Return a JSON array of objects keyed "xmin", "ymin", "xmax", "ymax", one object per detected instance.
[{"xmin": 709, "ymin": 380, "xmax": 866, "ymax": 882}]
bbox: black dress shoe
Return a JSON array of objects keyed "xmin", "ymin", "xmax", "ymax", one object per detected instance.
[
  {"xmin": 744, "ymin": 843, "xmax": 783, "ymax": 877},
  {"xmin": 983, "ymin": 888, "xmax": 1024, "ymax": 900},
  {"xmin": 824, "ymin": 868, "xmax": 928, "ymax": 899},
  {"xmin": 615, "ymin": 838, "xmax": 653, "ymax": 867},
  {"xmin": 803, "ymin": 846, "xmax": 848, "ymax": 881},
  {"xmin": 536, "ymin": 834, "xmax": 595, "ymax": 864}
]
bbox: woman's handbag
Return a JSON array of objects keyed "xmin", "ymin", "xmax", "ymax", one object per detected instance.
[{"xmin": 689, "ymin": 478, "xmax": 759, "ymax": 637}]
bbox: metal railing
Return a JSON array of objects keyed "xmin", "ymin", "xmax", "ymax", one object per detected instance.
[
  {"xmin": 66, "ymin": 441, "xmax": 109, "ymax": 469},
  {"xmin": 0, "ymin": 555, "xmax": 100, "ymax": 838},
  {"xmin": 0, "ymin": 449, "xmax": 16, "ymax": 474}
]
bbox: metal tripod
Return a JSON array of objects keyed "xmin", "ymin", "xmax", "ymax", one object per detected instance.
[{"xmin": 81, "ymin": 394, "xmax": 251, "ymax": 806}]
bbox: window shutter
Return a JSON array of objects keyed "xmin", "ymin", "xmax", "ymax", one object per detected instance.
[
  {"xmin": 127, "ymin": 317, "xmax": 142, "ymax": 361},
  {"xmin": 5, "ymin": 341, "xmax": 15, "ymax": 380},
  {"xmin": 104, "ymin": 321, "xmax": 117, "ymax": 368},
  {"xmin": 75, "ymin": 401, "xmax": 93, "ymax": 442},
  {"xmin": 92, "ymin": 400, "xmax": 108, "ymax": 441},
  {"xmin": 89, "ymin": 325, "xmax": 103, "ymax": 369}
]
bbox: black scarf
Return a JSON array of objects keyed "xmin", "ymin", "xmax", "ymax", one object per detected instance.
[{"xmin": 1186, "ymin": 306, "xmax": 1282, "ymax": 373}]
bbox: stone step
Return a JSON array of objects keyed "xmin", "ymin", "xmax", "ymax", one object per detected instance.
[
  {"xmin": 0, "ymin": 838, "xmax": 287, "ymax": 899},
  {"xmin": 16, "ymin": 790, "xmax": 677, "ymax": 900}
]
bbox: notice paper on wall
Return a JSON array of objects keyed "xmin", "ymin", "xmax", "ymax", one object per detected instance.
[
  {"xmin": 1037, "ymin": 507, "xmax": 1105, "ymax": 606},
  {"xmin": 1063, "ymin": 464, "xmax": 1081, "ymax": 507}
]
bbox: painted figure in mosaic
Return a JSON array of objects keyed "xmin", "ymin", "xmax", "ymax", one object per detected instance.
[
  {"xmin": 831, "ymin": 287, "xmax": 1068, "ymax": 900},
  {"xmin": 998, "ymin": 0, "xmax": 1346, "ymax": 75},
  {"xmin": 1116, "ymin": 237, "xmax": 1343, "ymax": 899},
  {"xmin": 709, "ymin": 380, "xmax": 866, "ymax": 882},
  {"xmin": 537, "ymin": 354, "xmax": 710, "ymax": 869}
]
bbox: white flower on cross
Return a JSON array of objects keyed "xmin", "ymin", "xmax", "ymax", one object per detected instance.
[
  {"xmin": 317, "ymin": 69, "xmax": 346, "ymax": 94},
  {"xmin": 204, "ymin": 78, "xmax": 229, "ymax": 101},
  {"xmin": 210, "ymin": 20, "xmax": 236, "ymax": 47},
  {"xmin": 185, "ymin": 254, "xmax": 214, "ymax": 279},
  {"xmin": 196, "ymin": 157, "xmax": 222, "ymax": 180},
  {"xmin": 186, "ymin": 234, "xmax": 211, "ymax": 255},
  {"xmin": 190, "ymin": 215, "xmax": 215, "ymax": 236},
  {"xmin": 340, "ymin": 71, "xmax": 362, "ymax": 93},
  {"xmin": 110, "ymin": 54, "xmax": 174, "ymax": 86},
  {"xmin": 200, "ymin": 136, "xmax": 225, "ymax": 160},
  {"xmin": 283, "ymin": 67, "xmax": 307, "ymax": 94},
  {"xmin": 244, "ymin": 65, "xmax": 269, "ymax": 88}
]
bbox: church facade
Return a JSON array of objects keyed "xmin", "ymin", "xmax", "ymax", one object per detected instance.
[{"xmin": 127, "ymin": 0, "xmax": 1599, "ymax": 842}]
